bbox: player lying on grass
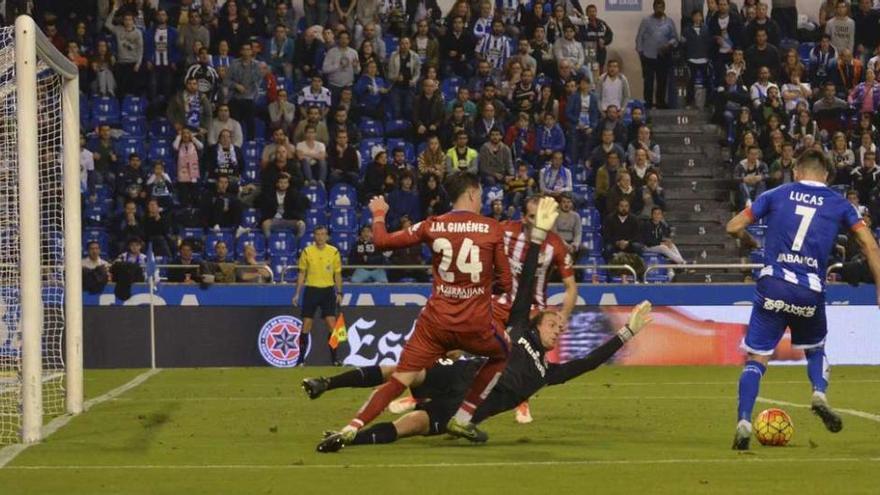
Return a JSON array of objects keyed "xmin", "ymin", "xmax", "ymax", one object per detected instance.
[
  {"xmin": 725, "ymin": 149, "xmax": 880, "ymax": 450},
  {"xmin": 306, "ymin": 202, "xmax": 652, "ymax": 451}
]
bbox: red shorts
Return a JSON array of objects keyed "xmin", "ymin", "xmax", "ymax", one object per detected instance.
[{"xmin": 396, "ymin": 320, "xmax": 511, "ymax": 373}]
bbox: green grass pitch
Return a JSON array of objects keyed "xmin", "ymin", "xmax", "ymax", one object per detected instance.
[{"xmin": 1, "ymin": 366, "xmax": 878, "ymax": 494}]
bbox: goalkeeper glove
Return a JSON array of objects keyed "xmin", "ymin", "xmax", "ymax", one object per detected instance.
[
  {"xmin": 531, "ymin": 197, "xmax": 559, "ymax": 244},
  {"xmin": 617, "ymin": 300, "xmax": 653, "ymax": 342}
]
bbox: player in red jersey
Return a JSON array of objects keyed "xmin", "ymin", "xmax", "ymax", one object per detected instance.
[
  {"xmin": 317, "ymin": 172, "xmax": 513, "ymax": 452},
  {"xmin": 494, "ymin": 194, "xmax": 578, "ymax": 423}
]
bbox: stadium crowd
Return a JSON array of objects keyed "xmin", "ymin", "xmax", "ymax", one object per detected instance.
[{"xmin": 51, "ymin": 0, "xmax": 688, "ymax": 285}]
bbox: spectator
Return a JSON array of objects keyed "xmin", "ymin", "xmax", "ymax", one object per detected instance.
[
  {"xmin": 735, "ymin": 130, "xmax": 759, "ymax": 163},
  {"xmin": 387, "ymin": 36, "xmax": 422, "ymax": 119},
  {"xmin": 505, "ymin": 161, "xmax": 536, "ymax": 211},
  {"xmin": 146, "ymin": 161, "xmax": 175, "ymax": 211},
  {"xmin": 566, "ymin": 75, "xmax": 600, "ymax": 166},
  {"xmin": 349, "ymin": 225, "xmax": 388, "ymax": 283},
  {"xmin": 606, "ymin": 170, "xmax": 641, "ymax": 216},
  {"xmin": 553, "ymin": 194, "xmax": 582, "ymax": 255},
  {"xmin": 470, "ymin": 102, "xmax": 500, "ymax": 149},
  {"xmin": 596, "ymin": 60, "xmax": 631, "ymax": 114},
  {"xmin": 361, "ymin": 148, "xmax": 390, "ymax": 203},
  {"xmin": 853, "ymin": 0, "xmax": 878, "ymax": 62},
  {"xmin": 635, "ymin": 0, "xmax": 678, "ymax": 109},
  {"xmin": 852, "ymin": 150, "xmax": 880, "ymax": 203},
  {"xmin": 642, "ymin": 206, "xmax": 686, "ymax": 266},
  {"xmin": 167, "ymin": 77, "xmax": 213, "ymax": 138},
  {"xmin": 590, "ymin": 129, "xmax": 627, "ymax": 172},
  {"xmin": 296, "ymin": 125, "xmax": 328, "ymax": 186},
  {"xmin": 228, "ymin": 42, "xmax": 261, "ymax": 139},
  {"xmin": 261, "ymin": 127, "xmax": 298, "ymax": 168},
  {"xmin": 769, "ymin": 141, "xmax": 797, "ymax": 188},
  {"xmin": 828, "ymin": 131, "xmax": 856, "ymax": 185},
  {"xmin": 629, "ymin": 148, "xmax": 659, "ymax": 192},
  {"xmin": 167, "ymin": 242, "xmax": 200, "ymax": 284},
  {"xmin": 145, "ymin": 9, "xmax": 179, "ymax": 102},
  {"xmin": 708, "ymin": 0, "xmax": 745, "ymax": 84},
  {"xmin": 595, "ymin": 150, "xmax": 623, "ymax": 211},
  {"xmin": 91, "ymin": 125, "xmax": 118, "ymax": 185},
  {"xmin": 826, "ymin": 0, "xmax": 856, "ymax": 54},
  {"xmin": 848, "ymin": 66, "xmax": 880, "ymax": 113},
  {"xmin": 418, "ymin": 135, "xmax": 447, "ymax": 180},
  {"xmin": 637, "ymin": 171, "xmax": 666, "ymax": 218},
  {"xmin": 855, "ymin": 132, "xmax": 876, "ymax": 168},
  {"xmin": 141, "ymin": 199, "xmax": 172, "ymax": 257},
  {"xmin": 441, "ymin": 103, "xmax": 473, "ymax": 149},
  {"xmin": 202, "ymin": 241, "xmax": 236, "ymax": 282},
  {"xmin": 780, "ymin": 68, "xmax": 811, "ymax": 113},
  {"xmin": 258, "ymin": 146, "xmax": 305, "ymax": 203},
  {"xmin": 446, "ymin": 86, "xmax": 476, "ymax": 119},
  {"xmin": 116, "ymin": 153, "xmax": 147, "ymax": 207},
  {"xmin": 353, "ymin": 60, "xmax": 390, "ymax": 120},
  {"xmin": 734, "ymin": 146, "xmax": 769, "ymax": 209},
  {"xmin": 809, "ymin": 34, "xmax": 838, "ymax": 89},
  {"xmin": 388, "ymin": 215, "xmax": 430, "ymax": 282},
  {"xmin": 356, "ymin": 22, "xmax": 387, "ymax": 61},
  {"xmin": 207, "ymin": 104, "xmax": 244, "ymax": 147},
  {"xmin": 421, "ymin": 173, "xmax": 450, "ymax": 217},
  {"xmin": 504, "ymin": 112, "xmax": 536, "ymax": 164},
  {"xmin": 749, "ymin": 66, "xmax": 779, "ymax": 108},
  {"xmin": 413, "ymin": 78, "xmax": 444, "ymax": 141},
  {"xmin": 185, "ymin": 47, "xmax": 221, "ymax": 103},
  {"xmin": 297, "ymin": 75, "xmax": 334, "ymax": 118},
  {"xmin": 834, "ymin": 47, "xmax": 864, "ymax": 97},
  {"xmin": 852, "ymin": 112, "xmax": 878, "ymax": 148},
  {"xmin": 89, "ymin": 39, "xmax": 117, "ymax": 96},
  {"xmin": 602, "ymin": 198, "xmax": 644, "ymax": 261},
  {"xmin": 116, "ymin": 236, "xmax": 148, "ymax": 268},
  {"xmin": 267, "ymin": 24, "xmax": 295, "ymax": 80},
  {"xmin": 487, "ymin": 199, "xmax": 508, "ymax": 222},
  {"xmin": 293, "ymin": 105, "xmax": 331, "ymax": 145},
  {"xmin": 512, "ymin": 38, "xmax": 538, "ymax": 75},
  {"xmin": 327, "ymin": 129, "xmax": 361, "ymax": 188},
  {"xmin": 596, "ymin": 104, "xmax": 627, "ymax": 147},
  {"xmin": 536, "ymin": 112, "xmax": 565, "ymax": 162},
  {"xmin": 713, "ymin": 69, "xmax": 750, "ymax": 126},
  {"xmin": 202, "ymin": 175, "xmax": 242, "ymax": 229},
  {"xmin": 268, "ymin": 87, "xmax": 296, "ymax": 133},
  {"xmin": 743, "ymin": 2, "xmax": 782, "ymax": 48},
  {"xmin": 387, "ymin": 171, "xmax": 422, "ymax": 228},
  {"xmin": 322, "ymin": 30, "xmax": 360, "ymax": 96},
  {"xmin": 440, "ymin": 15, "xmax": 476, "ymax": 78},
  {"xmin": 627, "ymin": 125, "xmax": 661, "ymax": 167},
  {"xmin": 812, "ymin": 82, "xmax": 849, "ymax": 136},
  {"xmin": 477, "ymin": 19, "xmax": 513, "ymax": 77},
  {"xmin": 104, "ymin": 3, "xmax": 144, "ymax": 96},
  {"xmin": 173, "ymin": 128, "xmax": 203, "ymax": 207},
  {"xmin": 259, "ymin": 173, "xmax": 309, "ymax": 238},
  {"xmin": 83, "ymin": 241, "xmax": 111, "ymax": 272},
  {"xmin": 583, "ymin": 4, "xmax": 614, "ymax": 69},
  {"xmin": 554, "ymin": 24, "xmax": 588, "ymax": 80},
  {"xmin": 683, "ymin": 9, "xmax": 711, "ymax": 107},
  {"xmin": 539, "ymin": 151, "xmax": 573, "ymax": 195},
  {"xmin": 445, "ymin": 131, "xmax": 478, "ymax": 174},
  {"xmin": 237, "ymin": 244, "xmax": 272, "ymax": 283},
  {"xmin": 177, "ymin": 10, "xmax": 210, "ymax": 65},
  {"xmin": 388, "ymin": 148, "xmax": 416, "ymax": 179},
  {"xmin": 744, "ymin": 28, "xmax": 780, "ymax": 85},
  {"xmin": 789, "ymin": 109, "xmax": 819, "ymax": 143},
  {"xmin": 205, "ymin": 129, "xmax": 243, "ymax": 189},
  {"xmin": 478, "ymin": 128, "xmax": 513, "ymax": 186}
]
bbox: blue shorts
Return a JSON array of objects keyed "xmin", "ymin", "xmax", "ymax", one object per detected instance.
[{"xmin": 743, "ymin": 276, "xmax": 827, "ymax": 356}]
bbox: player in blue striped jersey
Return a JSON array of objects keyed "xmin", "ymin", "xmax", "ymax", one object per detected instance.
[{"xmin": 725, "ymin": 150, "xmax": 880, "ymax": 450}]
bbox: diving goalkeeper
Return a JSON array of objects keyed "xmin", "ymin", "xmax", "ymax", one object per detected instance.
[{"xmin": 310, "ymin": 197, "xmax": 653, "ymax": 452}]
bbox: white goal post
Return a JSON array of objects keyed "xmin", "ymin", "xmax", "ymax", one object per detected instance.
[{"xmin": 6, "ymin": 15, "xmax": 82, "ymax": 445}]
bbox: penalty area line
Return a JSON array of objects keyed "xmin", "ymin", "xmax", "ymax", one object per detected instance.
[
  {"xmin": 4, "ymin": 457, "xmax": 880, "ymax": 470},
  {"xmin": 0, "ymin": 368, "xmax": 162, "ymax": 469},
  {"xmin": 757, "ymin": 397, "xmax": 880, "ymax": 423}
]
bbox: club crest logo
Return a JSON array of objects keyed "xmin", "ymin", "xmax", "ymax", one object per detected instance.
[{"xmin": 258, "ymin": 315, "xmax": 304, "ymax": 368}]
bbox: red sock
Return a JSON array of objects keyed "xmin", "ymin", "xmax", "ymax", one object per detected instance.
[
  {"xmin": 454, "ymin": 357, "xmax": 505, "ymax": 423},
  {"xmin": 350, "ymin": 376, "xmax": 406, "ymax": 429}
]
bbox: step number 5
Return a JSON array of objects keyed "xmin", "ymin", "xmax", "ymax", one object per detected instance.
[
  {"xmin": 792, "ymin": 205, "xmax": 816, "ymax": 252},
  {"xmin": 433, "ymin": 237, "xmax": 483, "ymax": 283}
]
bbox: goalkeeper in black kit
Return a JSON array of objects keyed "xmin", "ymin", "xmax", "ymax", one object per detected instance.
[{"xmin": 307, "ymin": 197, "xmax": 653, "ymax": 452}]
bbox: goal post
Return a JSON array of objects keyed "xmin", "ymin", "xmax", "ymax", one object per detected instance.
[{"xmin": 11, "ymin": 15, "xmax": 81, "ymax": 444}]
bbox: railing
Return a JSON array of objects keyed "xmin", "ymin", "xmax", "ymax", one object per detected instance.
[
  {"xmin": 155, "ymin": 264, "xmax": 275, "ymax": 283},
  {"xmin": 642, "ymin": 263, "xmax": 763, "ymax": 283},
  {"xmin": 826, "ymin": 263, "xmax": 844, "ymax": 277},
  {"xmin": 280, "ymin": 264, "xmax": 639, "ymax": 282}
]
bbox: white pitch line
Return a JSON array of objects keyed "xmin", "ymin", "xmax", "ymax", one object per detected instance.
[
  {"xmin": 758, "ymin": 397, "xmax": 880, "ymax": 423},
  {"xmin": 4, "ymin": 457, "xmax": 880, "ymax": 471},
  {"xmin": 0, "ymin": 368, "xmax": 162, "ymax": 469},
  {"xmin": 106, "ymin": 395, "xmax": 733, "ymax": 403}
]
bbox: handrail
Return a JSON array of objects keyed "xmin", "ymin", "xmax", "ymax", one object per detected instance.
[
  {"xmin": 826, "ymin": 263, "xmax": 843, "ymax": 277},
  {"xmin": 280, "ymin": 263, "xmax": 638, "ymax": 282},
  {"xmin": 643, "ymin": 263, "xmax": 763, "ymax": 283},
  {"xmin": 154, "ymin": 263, "xmax": 274, "ymax": 283}
]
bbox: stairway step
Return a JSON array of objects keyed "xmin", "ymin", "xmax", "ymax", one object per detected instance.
[
  {"xmin": 651, "ymin": 123, "xmax": 721, "ymax": 135},
  {"xmin": 663, "ymin": 177, "xmax": 735, "ymax": 190},
  {"xmin": 649, "ymin": 109, "xmax": 710, "ymax": 126},
  {"xmin": 664, "ymin": 209, "xmax": 729, "ymax": 222},
  {"xmin": 669, "ymin": 272, "xmax": 751, "ymax": 283},
  {"xmin": 663, "ymin": 188, "xmax": 729, "ymax": 201},
  {"xmin": 679, "ymin": 248, "xmax": 743, "ymax": 262},
  {"xmin": 654, "ymin": 133, "xmax": 719, "ymax": 147},
  {"xmin": 669, "ymin": 222, "xmax": 724, "ymax": 236}
]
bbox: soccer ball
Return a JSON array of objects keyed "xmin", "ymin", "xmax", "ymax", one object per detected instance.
[{"xmin": 754, "ymin": 408, "xmax": 794, "ymax": 446}]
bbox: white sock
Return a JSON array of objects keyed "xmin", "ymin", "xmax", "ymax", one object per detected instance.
[
  {"xmin": 453, "ymin": 408, "xmax": 473, "ymax": 424},
  {"xmin": 812, "ymin": 390, "xmax": 827, "ymax": 402},
  {"xmin": 737, "ymin": 419, "xmax": 752, "ymax": 432}
]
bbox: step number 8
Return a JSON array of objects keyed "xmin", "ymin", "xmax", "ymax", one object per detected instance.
[{"xmin": 432, "ymin": 237, "xmax": 483, "ymax": 282}]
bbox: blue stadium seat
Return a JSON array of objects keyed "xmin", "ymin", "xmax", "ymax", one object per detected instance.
[
  {"xmin": 384, "ymin": 119, "xmax": 411, "ymax": 138},
  {"xmin": 148, "ymin": 139, "xmax": 173, "ymax": 168},
  {"xmin": 359, "ymin": 205, "xmax": 373, "ymax": 226},
  {"xmin": 268, "ymin": 230, "xmax": 298, "ymax": 255},
  {"xmin": 360, "ymin": 119, "xmax": 384, "ymax": 138},
  {"xmin": 299, "ymin": 231, "xmax": 316, "ymax": 250},
  {"xmin": 579, "ymin": 207, "xmax": 601, "ymax": 232},
  {"xmin": 305, "ymin": 208, "xmax": 327, "ymax": 230},
  {"xmin": 304, "ymin": 184, "xmax": 327, "ymax": 208},
  {"xmin": 331, "ymin": 231, "xmax": 354, "ymax": 259},
  {"xmin": 578, "ymin": 255, "xmax": 607, "ymax": 283},
  {"xmin": 149, "ymin": 118, "xmax": 176, "ymax": 139},
  {"xmin": 243, "ymin": 141, "xmax": 261, "ymax": 161},
  {"xmin": 241, "ymin": 208, "xmax": 259, "ymax": 229},
  {"xmin": 180, "ymin": 227, "xmax": 205, "ymax": 243},
  {"xmin": 241, "ymin": 168, "xmax": 259, "ymax": 184},
  {"xmin": 93, "ymin": 183, "xmax": 111, "ymax": 200},
  {"xmin": 90, "ymin": 96, "xmax": 120, "ymax": 126},
  {"xmin": 330, "ymin": 206, "xmax": 357, "ymax": 233},
  {"xmin": 83, "ymin": 228, "xmax": 110, "ymax": 257},
  {"xmin": 79, "ymin": 94, "xmax": 90, "ymax": 127},
  {"xmin": 236, "ymin": 231, "xmax": 267, "ymax": 259},
  {"xmin": 116, "ymin": 137, "xmax": 145, "ymax": 161},
  {"xmin": 798, "ymin": 42, "xmax": 814, "ymax": 66},
  {"xmin": 121, "ymin": 95, "xmax": 146, "ymax": 118},
  {"xmin": 581, "ymin": 232, "xmax": 603, "ymax": 255},
  {"xmin": 572, "ymin": 184, "xmax": 594, "ymax": 205},
  {"xmin": 359, "ymin": 138, "xmax": 385, "ymax": 163},
  {"xmin": 329, "ymin": 183, "xmax": 357, "ymax": 207},
  {"xmin": 441, "ymin": 77, "xmax": 463, "ymax": 101},
  {"xmin": 122, "ymin": 116, "xmax": 147, "ymax": 138},
  {"xmin": 275, "ymin": 76, "xmax": 294, "ymax": 95},
  {"xmin": 252, "ymin": 119, "xmax": 267, "ymax": 141},
  {"xmin": 271, "ymin": 254, "xmax": 298, "ymax": 282},
  {"xmin": 205, "ymin": 231, "xmax": 235, "ymax": 257},
  {"xmin": 385, "ymin": 138, "xmax": 416, "ymax": 163},
  {"xmin": 84, "ymin": 203, "xmax": 108, "ymax": 226},
  {"xmin": 383, "ymin": 35, "xmax": 399, "ymax": 59}
]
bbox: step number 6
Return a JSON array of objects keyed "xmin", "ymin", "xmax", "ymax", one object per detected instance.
[{"xmin": 433, "ymin": 237, "xmax": 483, "ymax": 282}]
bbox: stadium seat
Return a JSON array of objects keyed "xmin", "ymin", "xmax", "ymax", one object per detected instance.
[
  {"xmin": 580, "ymin": 207, "xmax": 602, "ymax": 232},
  {"xmin": 180, "ymin": 227, "xmax": 205, "ymax": 243},
  {"xmin": 578, "ymin": 255, "xmax": 607, "ymax": 283},
  {"xmin": 252, "ymin": 119, "xmax": 267, "ymax": 141},
  {"xmin": 243, "ymin": 141, "xmax": 261, "ymax": 161},
  {"xmin": 572, "ymin": 184, "xmax": 594, "ymax": 205},
  {"xmin": 385, "ymin": 138, "xmax": 416, "ymax": 163},
  {"xmin": 275, "ymin": 76, "xmax": 294, "ymax": 95},
  {"xmin": 384, "ymin": 119, "xmax": 411, "ymax": 138},
  {"xmin": 149, "ymin": 118, "xmax": 176, "ymax": 139},
  {"xmin": 121, "ymin": 95, "xmax": 146, "ymax": 118},
  {"xmin": 241, "ymin": 208, "xmax": 259, "ymax": 229},
  {"xmin": 798, "ymin": 42, "xmax": 814, "ymax": 66},
  {"xmin": 299, "ymin": 230, "xmax": 316, "ymax": 250},
  {"xmin": 483, "ymin": 185, "xmax": 505, "ymax": 208},
  {"xmin": 383, "ymin": 35, "xmax": 399, "ymax": 59},
  {"xmin": 116, "ymin": 137, "xmax": 145, "ymax": 161},
  {"xmin": 148, "ymin": 139, "xmax": 173, "ymax": 168},
  {"xmin": 205, "ymin": 231, "xmax": 235, "ymax": 257},
  {"xmin": 83, "ymin": 228, "xmax": 110, "ymax": 257},
  {"xmin": 581, "ymin": 232, "xmax": 603, "ymax": 255},
  {"xmin": 268, "ymin": 230, "xmax": 297, "ymax": 255},
  {"xmin": 84, "ymin": 203, "xmax": 108, "ymax": 227},
  {"xmin": 331, "ymin": 231, "xmax": 354, "ymax": 259},
  {"xmin": 330, "ymin": 206, "xmax": 357, "ymax": 233},
  {"xmin": 241, "ymin": 168, "xmax": 259, "ymax": 184},
  {"xmin": 359, "ymin": 205, "xmax": 373, "ymax": 226},
  {"xmin": 90, "ymin": 96, "xmax": 120, "ymax": 126},
  {"xmin": 235, "ymin": 231, "xmax": 267, "ymax": 258},
  {"xmin": 271, "ymin": 254, "xmax": 298, "ymax": 282},
  {"xmin": 441, "ymin": 77, "xmax": 463, "ymax": 101},
  {"xmin": 303, "ymin": 184, "xmax": 327, "ymax": 208},
  {"xmin": 305, "ymin": 208, "xmax": 327, "ymax": 230},
  {"xmin": 359, "ymin": 138, "xmax": 385, "ymax": 163},
  {"xmin": 329, "ymin": 183, "xmax": 357, "ymax": 207},
  {"xmin": 122, "ymin": 116, "xmax": 147, "ymax": 138},
  {"xmin": 360, "ymin": 119, "xmax": 384, "ymax": 138}
]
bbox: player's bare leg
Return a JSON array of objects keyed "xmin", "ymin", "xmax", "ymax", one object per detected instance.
[{"xmin": 514, "ymin": 401, "xmax": 533, "ymax": 424}]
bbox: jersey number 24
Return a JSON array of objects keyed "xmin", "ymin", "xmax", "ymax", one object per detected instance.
[{"xmin": 432, "ymin": 237, "xmax": 483, "ymax": 283}]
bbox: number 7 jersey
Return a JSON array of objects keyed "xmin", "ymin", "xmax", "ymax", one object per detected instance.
[
  {"xmin": 373, "ymin": 210, "xmax": 513, "ymax": 332},
  {"xmin": 746, "ymin": 180, "xmax": 866, "ymax": 292}
]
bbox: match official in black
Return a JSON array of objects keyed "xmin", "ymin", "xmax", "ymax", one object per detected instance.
[{"xmin": 293, "ymin": 225, "xmax": 343, "ymax": 366}]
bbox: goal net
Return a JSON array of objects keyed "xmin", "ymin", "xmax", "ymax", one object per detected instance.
[{"xmin": 0, "ymin": 16, "xmax": 81, "ymax": 446}]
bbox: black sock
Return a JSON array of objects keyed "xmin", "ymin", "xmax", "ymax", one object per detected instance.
[
  {"xmin": 350, "ymin": 422, "xmax": 398, "ymax": 445},
  {"xmin": 297, "ymin": 332, "xmax": 311, "ymax": 365},
  {"xmin": 327, "ymin": 366, "xmax": 385, "ymax": 390},
  {"xmin": 329, "ymin": 346, "xmax": 338, "ymax": 363}
]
